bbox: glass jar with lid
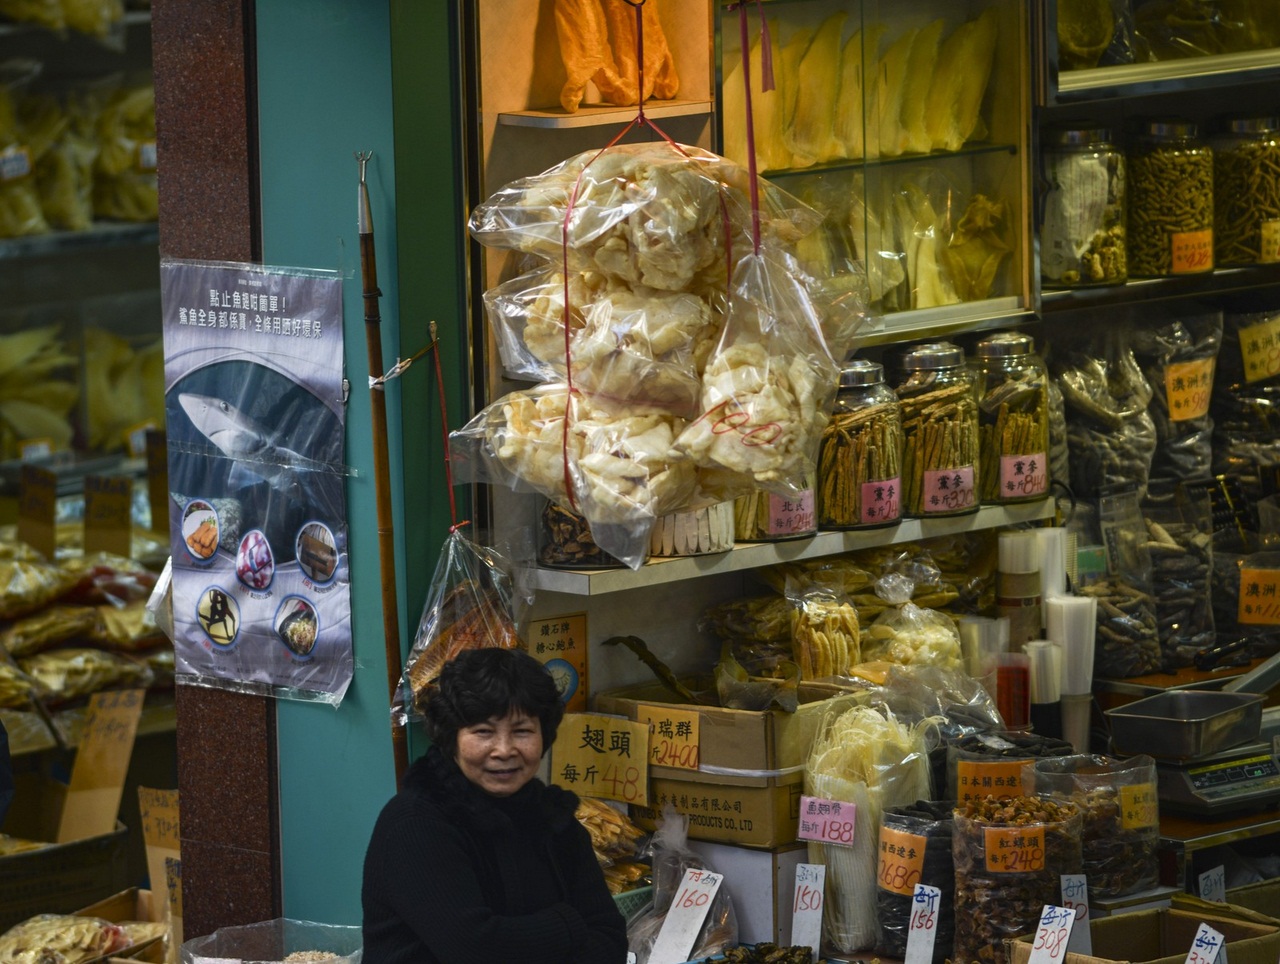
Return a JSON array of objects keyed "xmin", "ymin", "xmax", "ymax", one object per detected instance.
[
  {"xmin": 889, "ymin": 342, "xmax": 980, "ymax": 518},
  {"xmin": 972, "ymin": 332, "xmax": 1051, "ymax": 505},
  {"xmin": 1212, "ymin": 115, "xmax": 1280, "ymax": 267},
  {"xmin": 1041, "ymin": 124, "xmax": 1126, "ymax": 287},
  {"xmin": 1127, "ymin": 118, "xmax": 1214, "ymax": 277},
  {"xmin": 733, "ymin": 479, "xmax": 816, "ymax": 542},
  {"xmin": 817, "ymin": 360, "xmax": 904, "ymax": 529}
]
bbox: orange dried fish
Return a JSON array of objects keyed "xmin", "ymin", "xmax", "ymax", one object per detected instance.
[
  {"xmin": 555, "ymin": 0, "xmax": 636, "ymax": 112},
  {"xmin": 603, "ymin": 0, "xmax": 678, "ymax": 103}
]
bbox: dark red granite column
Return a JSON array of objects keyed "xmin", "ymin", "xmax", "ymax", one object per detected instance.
[{"xmin": 151, "ymin": 0, "xmax": 281, "ymax": 938}]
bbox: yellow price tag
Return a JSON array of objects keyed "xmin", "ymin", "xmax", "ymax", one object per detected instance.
[
  {"xmin": 956, "ymin": 759, "xmax": 1030, "ymax": 802},
  {"xmin": 1239, "ymin": 567, "xmax": 1280, "ymax": 625},
  {"xmin": 1120, "ymin": 782, "xmax": 1159, "ymax": 830},
  {"xmin": 637, "ymin": 703, "xmax": 700, "ymax": 770},
  {"xmin": 984, "ymin": 825, "xmax": 1046, "ymax": 874},
  {"xmin": 550, "ymin": 713, "xmax": 649, "ymax": 805},
  {"xmin": 1238, "ymin": 315, "xmax": 1280, "ymax": 384},
  {"xmin": 1165, "ymin": 358, "xmax": 1214, "ymax": 422},
  {"xmin": 1261, "ymin": 220, "xmax": 1280, "ymax": 264},
  {"xmin": 1171, "ymin": 229, "xmax": 1214, "ymax": 274},
  {"xmin": 877, "ymin": 826, "xmax": 927, "ymax": 896}
]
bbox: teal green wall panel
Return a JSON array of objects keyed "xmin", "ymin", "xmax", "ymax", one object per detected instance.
[{"xmin": 256, "ymin": 0, "xmax": 404, "ymax": 924}]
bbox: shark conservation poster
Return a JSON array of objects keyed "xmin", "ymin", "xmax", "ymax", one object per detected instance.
[{"xmin": 160, "ymin": 259, "xmax": 353, "ymax": 704}]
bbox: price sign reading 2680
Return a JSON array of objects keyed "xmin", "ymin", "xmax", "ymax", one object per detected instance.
[{"xmin": 550, "ymin": 712, "xmax": 649, "ymax": 805}]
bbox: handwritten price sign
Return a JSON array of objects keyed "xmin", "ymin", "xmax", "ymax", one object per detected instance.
[
  {"xmin": 1060, "ymin": 874, "xmax": 1092, "ymax": 956},
  {"xmin": 797, "ymin": 795, "xmax": 856, "ymax": 847},
  {"xmin": 1028, "ymin": 905, "xmax": 1077, "ymax": 964},
  {"xmin": 984, "ymin": 825, "xmax": 1046, "ymax": 873},
  {"xmin": 790, "ymin": 863, "xmax": 825, "ymax": 960},
  {"xmin": 648, "ymin": 868, "xmax": 724, "ymax": 964},
  {"xmin": 904, "ymin": 884, "xmax": 942, "ymax": 964},
  {"xmin": 1184, "ymin": 922, "xmax": 1225, "ymax": 964},
  {"xmin": 1199, "ymin": 865, "xmax": 1227, "ymax": 903},
  {"xmin": 638, "ymin": 703, "xmax": 699, "ymax": 771}
]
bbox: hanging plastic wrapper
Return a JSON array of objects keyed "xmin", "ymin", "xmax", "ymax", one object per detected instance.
[
  {"xmin": 457, "ymin": 139, "xmax": 865, "ymax": 568},
  {"xmin": 395, "ymin": 528, "xmax": 528, "ymax": 725}
]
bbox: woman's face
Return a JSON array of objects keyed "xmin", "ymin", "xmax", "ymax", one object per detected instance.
[{"xmin": 454, "ymin": 709, "xmax": 543, "ymax": 797}]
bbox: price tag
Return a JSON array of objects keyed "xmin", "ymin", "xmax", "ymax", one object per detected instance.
[
  {"xmin": 904, "ymin": 884, "xmax": 942, "ymax": 964},
  {"xmin": 922, "ymin": 466, "xmax": 976, "ymax": 514},
  {"xmin": 648, "ymin": 868, "xmax": 724, "ymax": 964},
  {"xmin": 529, "ymin": 612, "xmax": 588, "ymax": 712},
  {"xmin": 1061, "ymin": 874, "xmax": 1092, "ymax": 956},
  {"xmin": 1261, "ymin": 219, "xmax": 1280, "ymax": 264},
  {"xmin": 165, "ymin": 856, "xmax": 184, "ymax": 954},
  {"xmin": 861, "ymin": 476, "xmax": 901, "ymax": 523},
  {"xmin": 17, "ymin": 464, "xmax": 56, "ymax": 560},
  {"xmin": 797, "ymin": 795, "xmax": 856, "ymax": 847},
  {"xmin": 1028, "ymin": 905, "xmax": 1077, "ymax": 964},
  {"xmin": 1166, "ymin": 359, "xmax": 1214, "ymax": 422},
  {"xmin": 84, "ymin": 474, "xmax": 133, "ymax": 558},
  {"xmin": 1237, "ymin": 314, "xmax": 1280, "ymax": 383},
  {"xmin": 765, "ymin": 489, "xmax": 815, "ymax": 537},
  {"xmin": 1171, "ymin": 229, "xmax": 1214, "ymax": 274},
  {"xmin": 956, "ymin": 758, "xmax": 1031, "ymax": 802},
  {"xmin": 878, "ymin": 825, "xmax": 927, "ymax": 896},
  {"xmin": 790, "ymin": 863, "xmax": 825, "ymax": 960},
  {"xmin": 1120, "ymin": 782, "xmax": 1159, "ymax": 830},
  {"xmin": 139, "ymin": 787, "xmax": 180, "ymax": 925},
  {"xmin": 1185, "ymin": 922, "xmax": 1226, "ymax": 964},
  {"xmin": 550, "ymin": 713, "xmax": 649, "ymax": 805},
  {"xmin": 984, "ymin": 824, "xmax": 1046, "ymax": 873},
  {"xmin": 637, "ymin": 703, "xmax": 699, "ymax": 770},
  {"xmin": 1238, "ymin": 568, "xmax": 1280, "ymax": 625},
  {"xmin": 18, "ymin": 437, "xmax": 52, "ymax": 461},
  {"xmin": 1198, "ymin": 865, "xmax": 1227, "ymax": 903},
  {"xmin": 59, "ymin": 689, "xmax": 146, "ymax": 843},
  {"xmin": 999, "ymin": 453, "xmax": 1048, "ymax": 500}
]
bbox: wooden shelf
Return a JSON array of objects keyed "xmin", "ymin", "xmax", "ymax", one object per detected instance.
[
  {"xmin": 498, "ymin": 98, "xmax": 713, "ymax": 130},
  {"xmin": 527, "ymin": 500, "xmax": 1056, "ymax": 596}
]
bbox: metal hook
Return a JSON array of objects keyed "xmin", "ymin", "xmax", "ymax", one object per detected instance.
[{"xmin": 355, "ymin": 151, "xmax": 372, "ymax": 183}]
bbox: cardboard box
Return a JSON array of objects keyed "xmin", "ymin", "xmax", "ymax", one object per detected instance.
[
  {"xmin": 630, "ymin": 765, "xmax": 804, "ymax": 849},
  {"xmin": 594, "ymin": 681, "xmax": 856, "ymax": 772},
  {"xmin": 76, "ymin": 888, "xmax": 167, "ymax": 963},
  {"xmin": 688, "ymin": 840, "xmax": 808, "ymax": 946},
  {"xmin": 1225, "ymin": 879, "xmax": 1280, "ymax": 922},
  {"xmin": 0, "ymin": 774, "xmax": 129, "ymax": 931},
  {"xmin": 1006, "ymin": 908, "xmax": 1280, "ymax": 964}
]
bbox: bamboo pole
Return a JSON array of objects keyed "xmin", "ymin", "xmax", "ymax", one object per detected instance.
[{"xmin": 357, "ymin": 151, "xmax": 409, "ymax": 788}]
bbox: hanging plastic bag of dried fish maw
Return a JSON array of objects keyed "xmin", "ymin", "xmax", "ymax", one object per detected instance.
[
  {"xmin": 396, "ymin": 529, "xmax": 528, "ymax": 725},
  {"xmin": 1049, "ymin": 315, "xmax": 1158, "ymax": 501},
  {"xmin": 0, "ymin": 65, "xmax": 50, "ymax": 239},
  {"xmin": 18, "ymin": 647, "xmax": 152, "ymax": 706},
  {"xmin": 859, "ymin": 570, "xmax": 964, "ymax": 673},
  {"xmin": 93, "ymin": 83, "xmax": 157, "ymax": 222},
  {"xmin": 1023, "ymin": 753, "xmax": 1159, "ymax": 899},
  {"xmin": 627, "ymin": 804, "xmax": 738, "ymax": 964},
  {"xmin": 952, "ymin": 795, "xmax": 1082, "ymax": 964},
  {"xmin": 0, "ymin": 545, "xmax": 81, "ymax": 621},
  {"xmin": 805, "ymin": 702, "xmax": 937, "ymax": 954}
]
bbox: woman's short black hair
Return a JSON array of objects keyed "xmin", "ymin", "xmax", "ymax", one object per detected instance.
[{"xmin": 423, "ymin": 647, "xmax": 564, "ymax": 754}]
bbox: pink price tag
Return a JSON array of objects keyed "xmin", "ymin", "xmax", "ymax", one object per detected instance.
[
  {"xmin": 765, "ymin": 489, "xmax": 815, "ymax": 536},
  {"xmin": 999, "ymin": 453, "xmax": 1048, "ymax": 499},
  {"xmin": 797, "ymin": 795, "xmax": 856, "ymax": 847},
  {"xmin": 1028, "ymin": 905, "xmax": 1076, "ymax": 963},
  {"xmin": 921, "ymin": 466, "xmax": 976, "ymax": 513}
]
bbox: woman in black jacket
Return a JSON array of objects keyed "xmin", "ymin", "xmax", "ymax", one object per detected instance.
[{"xmin": 361, "ymin": 647, "xmax": 627, "ymax": 964}]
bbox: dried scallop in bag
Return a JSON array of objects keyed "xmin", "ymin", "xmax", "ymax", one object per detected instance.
[{"xmin": 397, "ymin": 528, "xmax": 527, "ymax": 722}]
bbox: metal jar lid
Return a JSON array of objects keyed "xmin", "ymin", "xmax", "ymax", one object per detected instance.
[
  {"xmin": 839, "ymin": 359, "xmax": 885, "ymax": 388},
  {"xmin": 975, "ymin": 331, "xmax": 1035, "ymax": 359},
  {"xmin": 1138, "ymin": 118, "xmax": 1199, "ymax": 140},
  {"xmin": 1224, "ymin": 115, "xmax": 1280, "ymax": 135},
  {"xmin": 895, "ymin": 341, "xmax": 965, "ymax": 371},
  {"xmin": 1046, "ymin": 125, "xmax": 1114, "ymax": 149}
]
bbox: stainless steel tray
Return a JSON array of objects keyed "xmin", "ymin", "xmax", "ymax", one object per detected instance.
[{"xmin": 1105, "ymin": 690, "xmax": 1264, "ymax": 760}]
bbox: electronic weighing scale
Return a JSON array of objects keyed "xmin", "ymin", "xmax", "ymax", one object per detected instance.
[{"xmin": 1154, "ymin": 735, "xmax": 1280, "ymax": 818}]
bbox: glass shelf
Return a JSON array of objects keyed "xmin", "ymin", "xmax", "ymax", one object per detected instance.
[
  {"xmin": 1053, "ymin": 49, "xmax": 1280, "ymax": 104},
  {"xmin": 0, "ymin": 222, "xmax": 158, "ymax": 261},
  {"xmin": 1040, "ymin": 264, "xmax": 1280, "ymax": 314},
  {"xmin": 527, "ymin": 500, "xmax": 1055, "ymax": 596},
  {"xmin": 498, "ymin": 99, "xmax": 713, "ymax": 130},
  {"xmin": 763, "ymin": 141, "xmax": 1019, "ymax": 179}
]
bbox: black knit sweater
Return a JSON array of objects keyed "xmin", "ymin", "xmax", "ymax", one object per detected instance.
[{"xmin": 361, "ymin": 745, "xmax": 627, "ymax": 964}]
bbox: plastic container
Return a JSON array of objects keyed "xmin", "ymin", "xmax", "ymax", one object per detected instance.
[
  {"xmin": 1127, "ymin": 118, "xmax": 1214, "ymax": 277},
  {"xmin": 973, "ymin": 332, "xmax": 1051, "ymax": 505},
  {"xmin": 1212, "ymin": 115, "xmax": 1280, "ymax": 267},
  {"xmin": 890, "ymin": 342, "xmax": 980, "ymax": 517},
  {"xmin": 817, "ymin": 360, "xmax": 904, "ymax": 529},
  {"xmin": 1041, "ymin": 124, "xmax": 1127, "ymax": 287}
]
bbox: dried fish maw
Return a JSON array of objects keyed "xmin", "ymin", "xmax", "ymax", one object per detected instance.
[
  {"xmin": 894, "ymin": 183, "xmax": 959, "ymax": 310},
  {"xmin": 0, "ymin": 398, "xmax": 73, "ymax": 448},
  {"xmin": 777, "ymin": 26, "xmax": 814, "ymax": 153},
  {"xmin": 556, "ymin": 0, "xmax": 634, "ymax": 112},
  {"xmin": 942, "ymin": 193, "xmax": 1010, "ymax": 302},
  {"xmin": 784, "ymin": 11, "xmax": 847, "ymax": 167},
  {"xmin": 898, "ymin": 20, "xmax": 945, "ymax": 154},
  {"xmin": 603, "ymin": 0, "xmax": 677, "ymax": 103},
  {"xmin": 722, "ymin": 18, "xmax": 790, "ymax": 171},
  {"xmin": 833, "ymin": 25, "xmax": 885, "ymax": 161},
  {"xmin": 869, "ymin": 26, "xmax": 918, "ymax": 159},
  {"xmin": 924, "ymin": 9, "xmax": 999, "ymax": 152}
]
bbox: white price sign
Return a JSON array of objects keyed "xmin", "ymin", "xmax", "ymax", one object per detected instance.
[
  {"xmin": 648, "ymin": 868, "xmax": 724, "ymax": 964},
  {"xmin": 1060, "ymin": 873, "xmax": 1092, "ymax": 956},
  {"xmin": 1184, "ymin": 922, "xmax": 1227, "ymax": 964},
  {"xmin": 789, "ymin": 863, "xmax": 825, "ymax": 961},
  {"xmin": 1028, "ymin": 904, "xmax": 1077, "ymax": 964},
  {"xmin": 904, "ymin": 883, "xmax": 942, "ymax": 964},
  {"xmin": 1198, "ymin": 865, "xmax": 1227, "ymax": 903}
]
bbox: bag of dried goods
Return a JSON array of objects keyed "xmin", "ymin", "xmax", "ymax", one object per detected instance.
[
  {"xmin": 805, "ymin": 703, "xmax": 937, "ymax": 953},
  {"xmin": 397, "ymin": 528, "xmax": 527, "ymax": 723},
  {"xmin": 1211, "ymin": 298, "xmax": 1280, "ymax": 498},
  {"xmin": 1141, "ymin": 493, "xmax": 1215, "ymax": 670},
  {"xmin": 860, "ymin": 572, "xmax": 963, "ymax": 672},
  {"xmin": 946, "ymin": 730, "xmax": 1075, "ymax": 804},
  {"xmin": 1023, "ymin": 753, "xmax": 1159, "ymax": 898},
  {"xmin": 0, "ymin": 914, "xmax": 132, "ymax": 964},
  {"xmin": 17, "ymin": 647, "xmax": 152, "ymax": 704},
  {"xmin": 952, "ymin": 795, "xmax": 1083, "ymax": 964},
  {"xmin": 875, "ymin": 800, "xmax": 954, "ymax": 964},
  {"xmin": 0, "ymin": 70, "xmax": 49, "ymax": 239},
  {"xmin": 93, "ymin": 83, "xmax": 157, "ymax": 222}
]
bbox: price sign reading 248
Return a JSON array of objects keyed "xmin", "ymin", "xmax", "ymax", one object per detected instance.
[{"xmin": 984, "ymin": 825, "xmax": 1046, "ymax": 874}]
